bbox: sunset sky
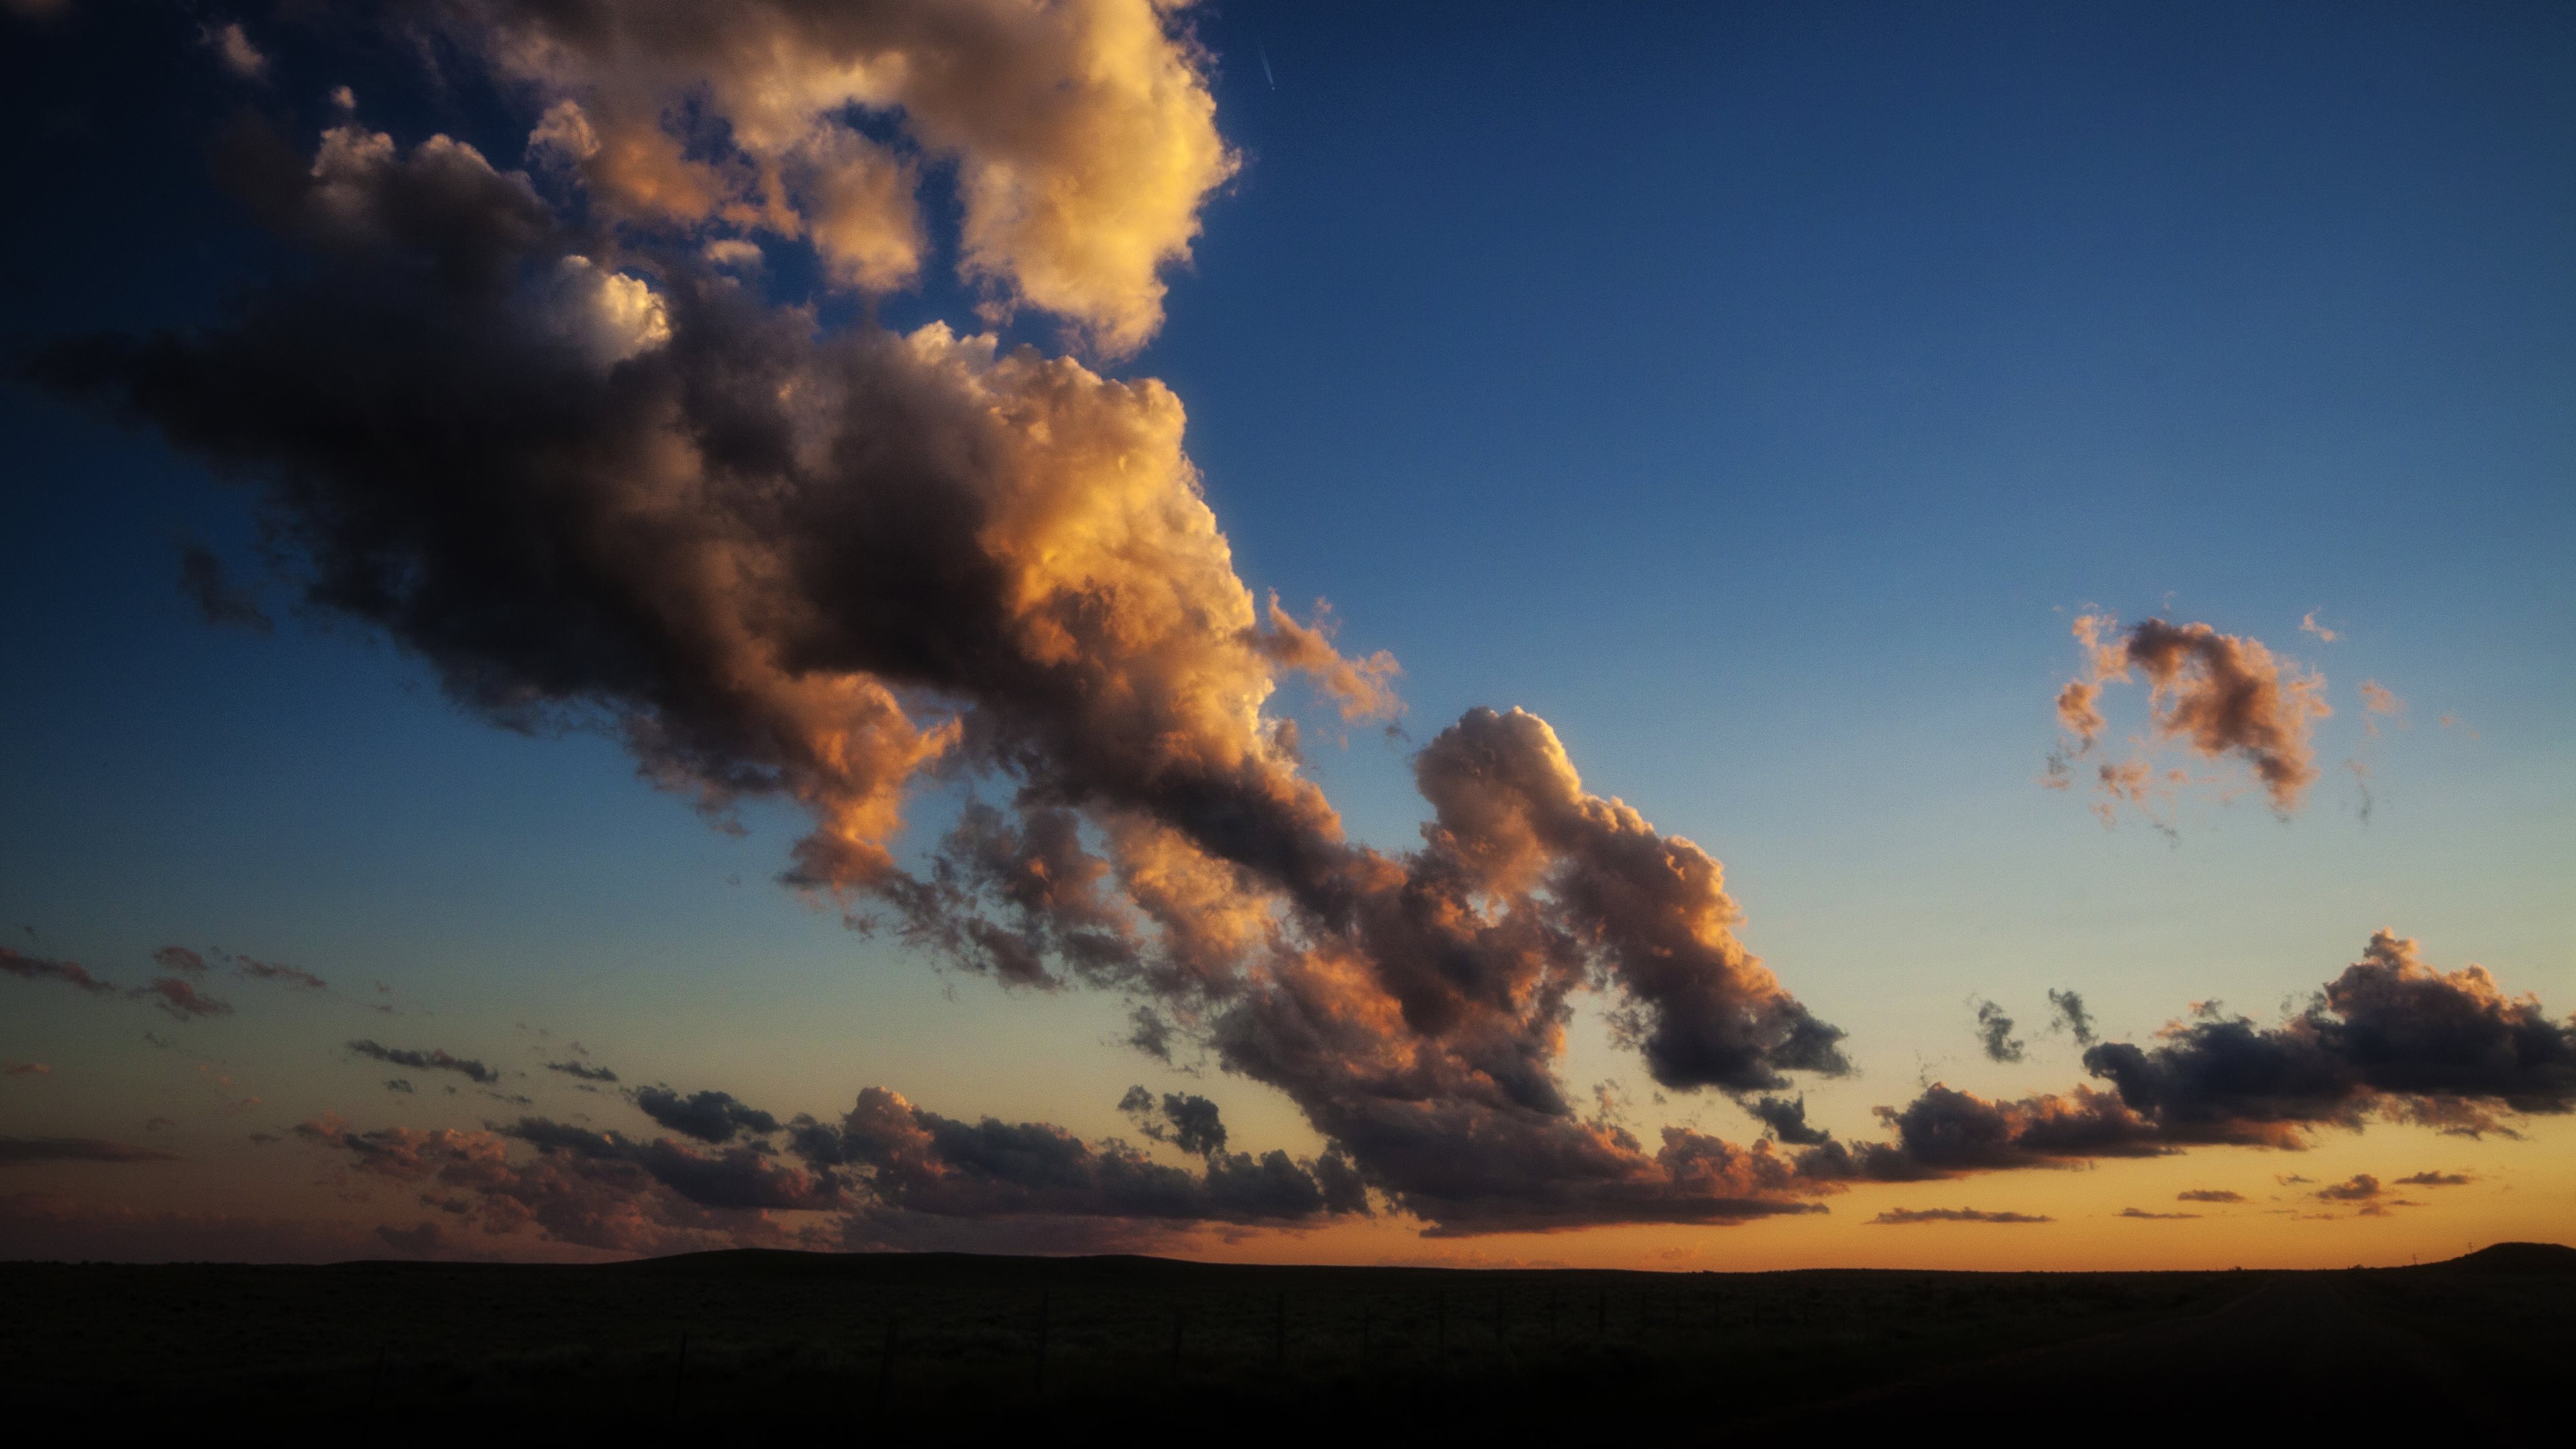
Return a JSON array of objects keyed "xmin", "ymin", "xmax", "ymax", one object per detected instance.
[{"xmin": 2, "ymin": 0, "xmax": 2569, "ymax": 1271}]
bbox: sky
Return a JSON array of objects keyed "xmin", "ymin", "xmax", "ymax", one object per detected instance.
[{"xmin": 0, "ymin": 0, "xmax": 2569, "ymax": 1271}]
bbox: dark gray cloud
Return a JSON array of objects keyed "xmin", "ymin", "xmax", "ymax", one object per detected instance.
[
  {"xmin": 789, "ymin": 1087, "xmax": 1365, "ymax": 1227},
  {"xmin": 2177, "ymin": 1189, "xmax": 2245, "ymax": 1203},
  {"xmin": 546, "ymin": 1060, "xmax": 618, "ymax": 1083},
  {"xmin": 1799, "ymin": 931, "xmax": 2576, "ymax": 1189},
  {"xmin": 1795, "ymin": 1083, "xmax": 2164, "ymax": 1183},
  {"xmin": 2394, "ymin": 1170, "xmax": 2472, "ymax": 1187},
  {"xmin": 1869, "ymin": 1206, "xmax": 2051, "ymax": 1225},
  {"xmin": 229, "ymin": 953, "xmax": 326, "ymax": 989},
  {"xmin": 1743, "ymin": 1094, "xmax": 1835, "ymax": 1147},
  {"xmin": 152, "ymin": 946, "xmax": 210, "ymax": 975},
  {"xmin": 2116, "ymin": 1208, "xmax": 2198, "ymax": 1220},
  {"xmin": 504, "ymin": 1118, "xmax": 841, "ymax": 1211},
  {"xmin": 176, "ymin": 543, "xmax": 272, "ymax": 633},
  {"xmin": 629, "ymin": 1085, "xmax": 778, "ymax": 1144},
  {"xmin": 1119, "ymin": 1086, "xmax": 1226, "ymax": 1156},
  {"xmin": 2314, "ymin": 1174, "xmax": 2380, "ymax": 1202},
  {"xmin": 347, "ymin": 1039, "xmax": 498, "ymax": 1084},
  {"xmin": 2080, "ymin": 931, "xmax": 2575, "ymax": 1140},
  {"xmin": 2047, "ymin": 988, "xmax": 2096, "ymax": 1046},
  {"xmin": 1972, "ymin": 998, "xmax": 2024, "ymax": 1063},
  {"xmin": 1, "ymin": 947, "xmax": 115, "ymax": 994},
  {"xmin": 0, "ymin": 1136, "xmax": 180, "ymax": 1165}
]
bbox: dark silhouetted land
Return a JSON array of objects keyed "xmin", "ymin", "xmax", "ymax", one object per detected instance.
[{"xmin": 5, "ymin": 1243, "xmax": 2567, "ymax": 1439}]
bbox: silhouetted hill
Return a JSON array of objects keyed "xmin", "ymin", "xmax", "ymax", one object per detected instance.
[{"xmin": 2434, "ymin": 1240, "xmax": 2576, "ymax": 1274}]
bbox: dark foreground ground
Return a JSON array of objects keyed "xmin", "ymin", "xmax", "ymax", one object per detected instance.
[{"xmin": 5, "ymin": 1242, "xmax": 2569, "ymax": 1440}]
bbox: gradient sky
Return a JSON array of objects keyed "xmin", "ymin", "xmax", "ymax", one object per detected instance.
[{"xmin": 2, "ymin": 0, "xmax": 2569, "ymax": 1271}]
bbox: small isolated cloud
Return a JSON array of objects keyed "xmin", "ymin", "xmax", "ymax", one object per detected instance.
[
  {"xmin": 2118, "ymin": 1208, "xmax": 2198, "ymax": 1220},
  {"xmin": 546, "ymin": 1060, "xmax": 618, "ymax": 1083},
  {"xmin": 2358, "ymin": 680, "xmax": 2406, "ymax": 735},
  {"xmin": 176, "ymin": 545, "xmax": 272, "ymax": 632},
  {"xmin": 2046, "ymin": 988, "xmax": 2096, "ymax": 1046},
  {"xmin": 2314, "ymin": 1173, "xmax": 2381, "ymax": 1202},
  {"xmin": 133, "ymin": 976, "xmax": 233, "ymax": 1020},
  {"xmin": 3, "ymin": 1062, "xmax": 48, "ymax": 1077},
  {"xmin": 200, "ymin": 21, "xmax": 268, "ymax": 80},
  {"xmin": 2049, "ymin": 613, "xmax": 2330, "ymax": 822},
  {"xmin": 2394, "ymin": 1170, "xmax": 2473, "ymax": 1187},
  {"xmin": 0, "ymin": 1136, "xmax": 180, "ymax": 1165},
  {"xmin": 2300, "ymin": 610, "xmax": 2339, "ymax": 643},
  {"xmin": 347, "ymin": 1040, "xmax": 496, "ymax": 1084},
  {"xmin": 1869, "ymin": 1206, "xmax": 2053, "ymax": 1225},
  {"xmin": 1, "ymin": 947, "xmax": 115, "ymax": 995},
  {"xmin": 384, "ymin": 1079, "xmax": 414, "ymax": 1093},
  {"xmin": 1971, "ymin": 998, "xmax": 2025, "ymax": 1063},
  {"xmin": 152, "ymin": 947, "xmax": 209, "ymax": 975},
  {"xmin": 2178, "ymin": 1189, "xmax": 2245, "ymax": 1203}
]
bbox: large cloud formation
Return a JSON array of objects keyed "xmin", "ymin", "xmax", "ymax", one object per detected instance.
[
  {"xmin": 2050, "ymin": 612, "xmax": 2331, "ymax": 821},
  {"xmin": 40, "ymin": 0, "xmax": 1851, "ymax": 1236}
]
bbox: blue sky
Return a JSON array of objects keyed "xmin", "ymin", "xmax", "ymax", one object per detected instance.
[{"xmin": 1, "ymin": 0, "xmax": 2569, "ymax": 1266}]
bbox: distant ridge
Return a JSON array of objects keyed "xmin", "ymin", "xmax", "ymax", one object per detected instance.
[{"xmin": 2436, "ymin": 1241, "xmax": 2576, "ymax": 1274}]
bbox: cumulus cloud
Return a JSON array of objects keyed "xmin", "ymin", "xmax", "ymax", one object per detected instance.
[
  {"xmin": 133, "ymin": 976, "xmax": 234, "ymax": 1020},
  {"xmin": 347, "ymin": 1040, "xmax": 498, "ymax": 1085},
  {"xmin": 1972, "ymin": 998, "xmax": 2024, "ymax": 1063},
  {"xmin": 38, "ymin": 6, "xmax": 1855, "ymax": 1238},
  {"xmin": 423, "ymin": 0, "xmax": 1237, "ymax": 355},
  {"xmin": 1, "ymin": 947, "xmax": 116, "ymax": 995},
  {"xmin": 2049, "ymin": 613, "xmax": 2331, "ymax": 820},
  {"xmin": 2314, "ymin": 1173, "xmax": 2380, "ymax": 1202},
  {"xmin": 630, "ymin": 1085, "xmax": 780, "ymax": 1144},
  {"xmin": 0, "ymin": 1137, "xmax": 180, "ymax": 1165},
  {"xmin": 177, "ymin": 543, "xmax": 274, "ymax": 632},
  {"xmin": 1868, "ymin": 1206, "xmax": 2051, "ymax": 1225},
  {"xmin": 2394, "ymin": 1170, "xmax": 2472, "ymax": 1187},
  {"xmin": 2299, "ymin": 610, "xmax": 2339, "ymax": 643}
]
